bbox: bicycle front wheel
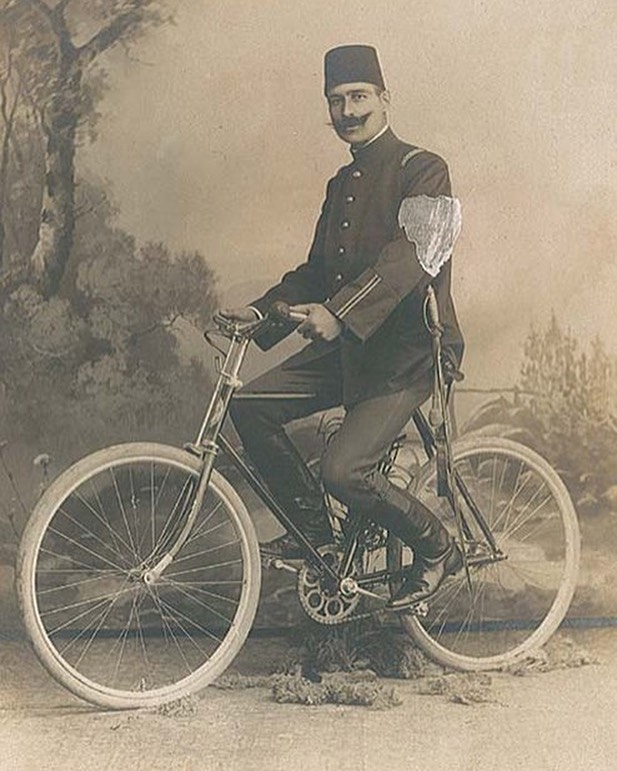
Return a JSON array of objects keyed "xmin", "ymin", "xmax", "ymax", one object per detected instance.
[
  {"xmin": 389, "ymin": 437, "xmax": 580, "ymax": 670},
  {"xmin": 17, "ymin": 442, "xmax": 261, "ymax": 710}
]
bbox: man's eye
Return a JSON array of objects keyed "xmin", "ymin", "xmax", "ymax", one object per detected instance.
[{"xmin": 352, "ymin": 94, "xmax": 367, "ymax": 101}]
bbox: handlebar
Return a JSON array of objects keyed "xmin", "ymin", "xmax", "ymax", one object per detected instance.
[
  {"xmin": 424, "ymin": 284, "xmax": 464, "ymax": 384},
  {"xmin": 210, "ymin": 301, "xmax": 307, "ymax": 342},
  {"xmin": 424, "ymin": 285, "xmax": 442, "ymax": 333}
]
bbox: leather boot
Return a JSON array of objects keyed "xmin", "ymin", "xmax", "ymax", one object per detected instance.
[
  {"xmin": 387, "ymin": 539, "xmax": 464, "ymax": 611},
  {"xmin": 365, "ymin": 484, "xmax": 460, "ymax": 609},
  {"xmin": 372, "ymin": 484, "xmax": 452, "ymax": 560},
  {"xmin": 244, "ymin": 430, "xmax": 332, "ymax": 559}
]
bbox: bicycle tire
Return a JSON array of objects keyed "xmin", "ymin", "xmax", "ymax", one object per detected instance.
[
  {"xmin": 387, "ymin": 437, "xmax": 580, "ymax": 670},
  {"xmin": 17, "ymin": 442, "xmax": 261, "ymax": 710}
]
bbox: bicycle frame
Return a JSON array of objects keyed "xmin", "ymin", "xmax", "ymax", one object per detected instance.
[
  {"xmin": 144, "ymin": 303, "xmax": 499, "ymax": 591},
  {"xmin": 144, "ymin": 319, "xmax": 342, "ymax": 585}
]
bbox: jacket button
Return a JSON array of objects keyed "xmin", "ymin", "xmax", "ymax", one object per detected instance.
[
  {"xmin": 335, "ymin": 273, "xmax": 343, "ymax": 282},
  {"xmin": 338, "ymin": 246, "xmax": 345, "ymax": 254},
  {"xmin": 341, "ymin": 220, "xmax": 350, "ymax": 229},
  {"xmin": 345, "ymin": 195, "xmax": 355, "ymax": 203},
  {"xmin": 352, "ymin": 169, "xmax": 362, "ymax": 178}
]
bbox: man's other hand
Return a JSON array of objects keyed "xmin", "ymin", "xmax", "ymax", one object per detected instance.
[
  {"xmin": 293, "ymin": 304, "xmax": 343, "ymax": 342},
  {"xmin": 217, "ymin": 306, "xmax": 261, "ymax": 322}
]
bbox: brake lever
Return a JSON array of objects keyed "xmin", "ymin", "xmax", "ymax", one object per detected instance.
[{"xmin": 203, "ymin": 329, "xmax": 229, "ymax": 355}]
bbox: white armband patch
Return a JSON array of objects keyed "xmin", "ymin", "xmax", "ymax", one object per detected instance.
[{"xmin": 397, "ymin": 195, "xmax": 462, "ymax": 277}]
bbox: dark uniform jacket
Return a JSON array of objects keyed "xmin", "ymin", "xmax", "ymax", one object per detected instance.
[{"xmin": 252, "ymin": 128, "xmax": 464, "ymax": 406}]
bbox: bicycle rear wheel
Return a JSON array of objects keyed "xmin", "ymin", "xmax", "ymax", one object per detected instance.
[
  {"xmin": 388, "ymin": 437, "xmax": 580, "ymax": 670},
  {"xmin": 17, "ymin": 442, "xmax": 261, "ymax": 709}
]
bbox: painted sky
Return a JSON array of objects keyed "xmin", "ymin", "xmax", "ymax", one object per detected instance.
[{"xmin": 81, "ymin": 0, "xmax": 617, "ymax": 391}]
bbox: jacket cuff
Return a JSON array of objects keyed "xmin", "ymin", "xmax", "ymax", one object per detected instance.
[
  {"xmin": 325, "ymin": 268, "xmax": 402, "ymax": 343},
  {"xmin": 247, "ymin": 305, "xmax": 264, "ymax": 320},
  {"xmin": 248, "ymin": 299, "xmax": 295, "ymax": 351}
]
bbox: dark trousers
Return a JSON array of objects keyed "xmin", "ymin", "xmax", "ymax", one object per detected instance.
[{"xmin": 229, "ymin": 344, "xmax": 447, "ymax": 552}]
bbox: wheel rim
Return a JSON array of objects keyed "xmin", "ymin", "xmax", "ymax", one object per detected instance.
[
  {"xmin": 400, "ymin": 441, "xmax": 579, "ymax": 666},
  {"xmin": 28, "ymin": 455, "xmax": 255, "ymax": 703}
]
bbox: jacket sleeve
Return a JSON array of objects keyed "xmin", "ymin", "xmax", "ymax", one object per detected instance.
[{"xmin": 324, "ymin": 153, "xmax": 453, "ymax": 342}]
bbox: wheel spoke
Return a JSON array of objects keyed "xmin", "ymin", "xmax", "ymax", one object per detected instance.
[
  {"xmin": 144, "ymin": 474, "xmax": 195, "ymax": 560},
  {"xmin": 149, "ymin": 588, "xmax": 198, "ymax": 677},
  {"xmin": 501, "ymin": 489, "xmax": 553, "ymax": 543},
  {"xmin": 46, "ymin": 527, "xmax": 130, "ymax": 574},
  {"xmin": 41, "ymin": 584, "xmax": 137, "ymax": 619},
  {"xmin": 46, "ymin": 593, "xmax": 123, "ymax": 638},
  {"xmin": 167, "ymin": 558, "xmax": 243, "ymax": 579},
  {"xmin": 109, "ymin": 591, "xmax": 142, "ymax": 687},
  {"xmin": 490, "ymin": 460, "xmax": 530, "ymax": 534},
  {"xmin": 60, "ymin": 576, "xmax": 132, "ymax": 660},
  {"xmin": 38, "ymin": 573, "xmax": 124, "ymax": 596},
  {"xmin": 156, "ymin": 594, "xmax": 223, "ymax": 645},
  {"xmin": 21, "ymin": 449, "xmax": 260, "ymax": 707},
  {"xmin": 391, "ymin": 439, "xmax": 579, "ymax": 668},
  {"xmin": 171, "ymin": 537, "xmax": 241, "ymax": 566},
  {"xmin": 39, "ymin": 546, "xmax": 124, "ymax": 575},
  {"xmin": 57, "ymin": 506, "xmax": 132, "ymax": 568},
  {"xmin": 109, "ymin": 467, "xmax": 140, "ymax": 560},
  {"xmin": 76, "ymin": 486, "xmax": 135, "ymax": 559},
  {"xmin": 162, "ymin": 579, "xmax": 234, "ymax": 626},
  {"xmin": 185, "ymin": 504, "xmax": 226, "ymax": 544},
  {"xmin": 163, "ymin": 579, "xmax": 238, "ymax": 605}
]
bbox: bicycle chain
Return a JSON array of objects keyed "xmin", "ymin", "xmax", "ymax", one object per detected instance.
[
  {"xmin": 323, "ymin": 599, "xmax": 430, "ymax": 626},
  {"xmin": 317, "ymin": 606, "xmax": 382, "ymax": 626}
]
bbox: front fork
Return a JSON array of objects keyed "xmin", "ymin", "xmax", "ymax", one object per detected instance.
[
  {"xmin": 142, "ymin": 330, "xmax": 342, "ymax": 588},
  {"xmin": 144, "ymin": 334, "xmax": 250, "ymax": 583}
]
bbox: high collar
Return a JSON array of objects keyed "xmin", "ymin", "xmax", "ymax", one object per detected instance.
[{"xmin": 349, "ymin": 126, "xmax": 398, "ymax": 163}]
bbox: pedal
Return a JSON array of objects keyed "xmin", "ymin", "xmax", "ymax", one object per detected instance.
[
  {"xmin": 408, "ymin": 601, "xmax": 429, "ymax": 618},
  {"xmin": 386, "ymin": 599, "xmax": 429, "ymax": 617},
  {"xmin": 261, "ymin": 555, "xmax": 298, "ymax": 574}
]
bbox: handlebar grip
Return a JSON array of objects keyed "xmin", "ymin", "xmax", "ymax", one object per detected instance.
[
  {"xmin": 269, "ymin": 301, "xmax": 308, "ymax": 323},
  {"xmin": 426, "ymin": 285, "xmax": 441, "ymax": 329}
]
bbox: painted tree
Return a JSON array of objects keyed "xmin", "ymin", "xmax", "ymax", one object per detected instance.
[
  {"xmin": 463, "ymin": 315, "xmax": 617, "ymax": 515},
  {"xmin": 0, "ymin": 1, "xmax": 220, "ymax": 520},
  {"xmin": 0, "ymin": 0, "xmax": 171, "ymax": 296}
]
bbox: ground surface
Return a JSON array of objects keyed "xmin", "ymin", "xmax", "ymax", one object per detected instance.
[{"xmin": 0, "ymin": 628, "xmax": 615, "ymax": 771}]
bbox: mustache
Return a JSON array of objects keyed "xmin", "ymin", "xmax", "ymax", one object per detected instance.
[{"xmin": 328, "ymin": 114, "xmax": 371, "ymax": 130}]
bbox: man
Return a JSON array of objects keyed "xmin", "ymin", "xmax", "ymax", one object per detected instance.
[{"xmin": 223, "ymin": 44, "xmax": 464, "ymax": 609}]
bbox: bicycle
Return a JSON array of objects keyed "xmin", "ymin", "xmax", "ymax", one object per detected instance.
[{"xmin": 16, "ymin": 289, "xmax": 581, "ymax": 709}]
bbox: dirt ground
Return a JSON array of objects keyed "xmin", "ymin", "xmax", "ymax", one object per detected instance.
[{"xmin": 0, "ymin": 628, "xmax": 615, "ymax": 771}]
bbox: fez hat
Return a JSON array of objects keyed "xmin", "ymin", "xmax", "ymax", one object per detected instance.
[{"xmin": 324, "ymin": 45, "xmax": 386, "ymax": 94}]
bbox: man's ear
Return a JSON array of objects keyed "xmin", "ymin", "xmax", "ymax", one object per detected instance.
[{"xmin": 381, "ymin": 89, "xmax": 391, "ymax": 107}]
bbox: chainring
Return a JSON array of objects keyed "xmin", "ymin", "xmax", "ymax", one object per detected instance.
[{"xmin": 296, "ymin": 545, "xmax": 361, "ymax": 625}]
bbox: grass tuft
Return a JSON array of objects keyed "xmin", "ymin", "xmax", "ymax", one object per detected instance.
[
  {"xmin": 271, "ymin": 672, "xmax": 402, "ymax": 710},
  {"xmin": 154, "ymin": 695, "xmax": 199, "ymax": 718},
  {"xmin": 503, "ymin": 636, "xmax": 597, "ymax": 676},
  {"xmin": 417, "ymin": 673, "xmax": 497, "ymax": 705},
  {"xmin": 285, "ymin": 615, "xmax": 444, "ymax": 680}
]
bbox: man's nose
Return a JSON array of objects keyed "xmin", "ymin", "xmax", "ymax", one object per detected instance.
[{"xmin": 342, "ymin": 98, "xmax": 356, "ymax": 117}]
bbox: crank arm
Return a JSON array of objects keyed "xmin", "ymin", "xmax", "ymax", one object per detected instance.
[
  {"xmin": 340, "ymin": 577, "xmax": 385, "ymax": 602},
  {"xmin": 350, "ymin": 585, "xmax": 385, "ymax": 601},
  {"xmin": 262, "ymin": 556, "xmax": 299, "ymax": 574}
]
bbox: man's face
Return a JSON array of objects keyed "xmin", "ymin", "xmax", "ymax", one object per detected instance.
[{"xmin": 327, "ymin": 82, "xmax": 390, "ymax": 146}]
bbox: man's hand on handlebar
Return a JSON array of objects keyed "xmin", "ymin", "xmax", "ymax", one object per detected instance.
[
  {"xmin": 292, "ymin": 303, "xmax": 343, "ymax": 342},
  {"xmin": 215, "ymin": 303, "xmax": 342, "ymax": 342}
]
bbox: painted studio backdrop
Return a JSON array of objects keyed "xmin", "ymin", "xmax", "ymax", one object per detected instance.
[{"xmin": 0, "ymin": 0, "xmax": 615, "ymax": 627}]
